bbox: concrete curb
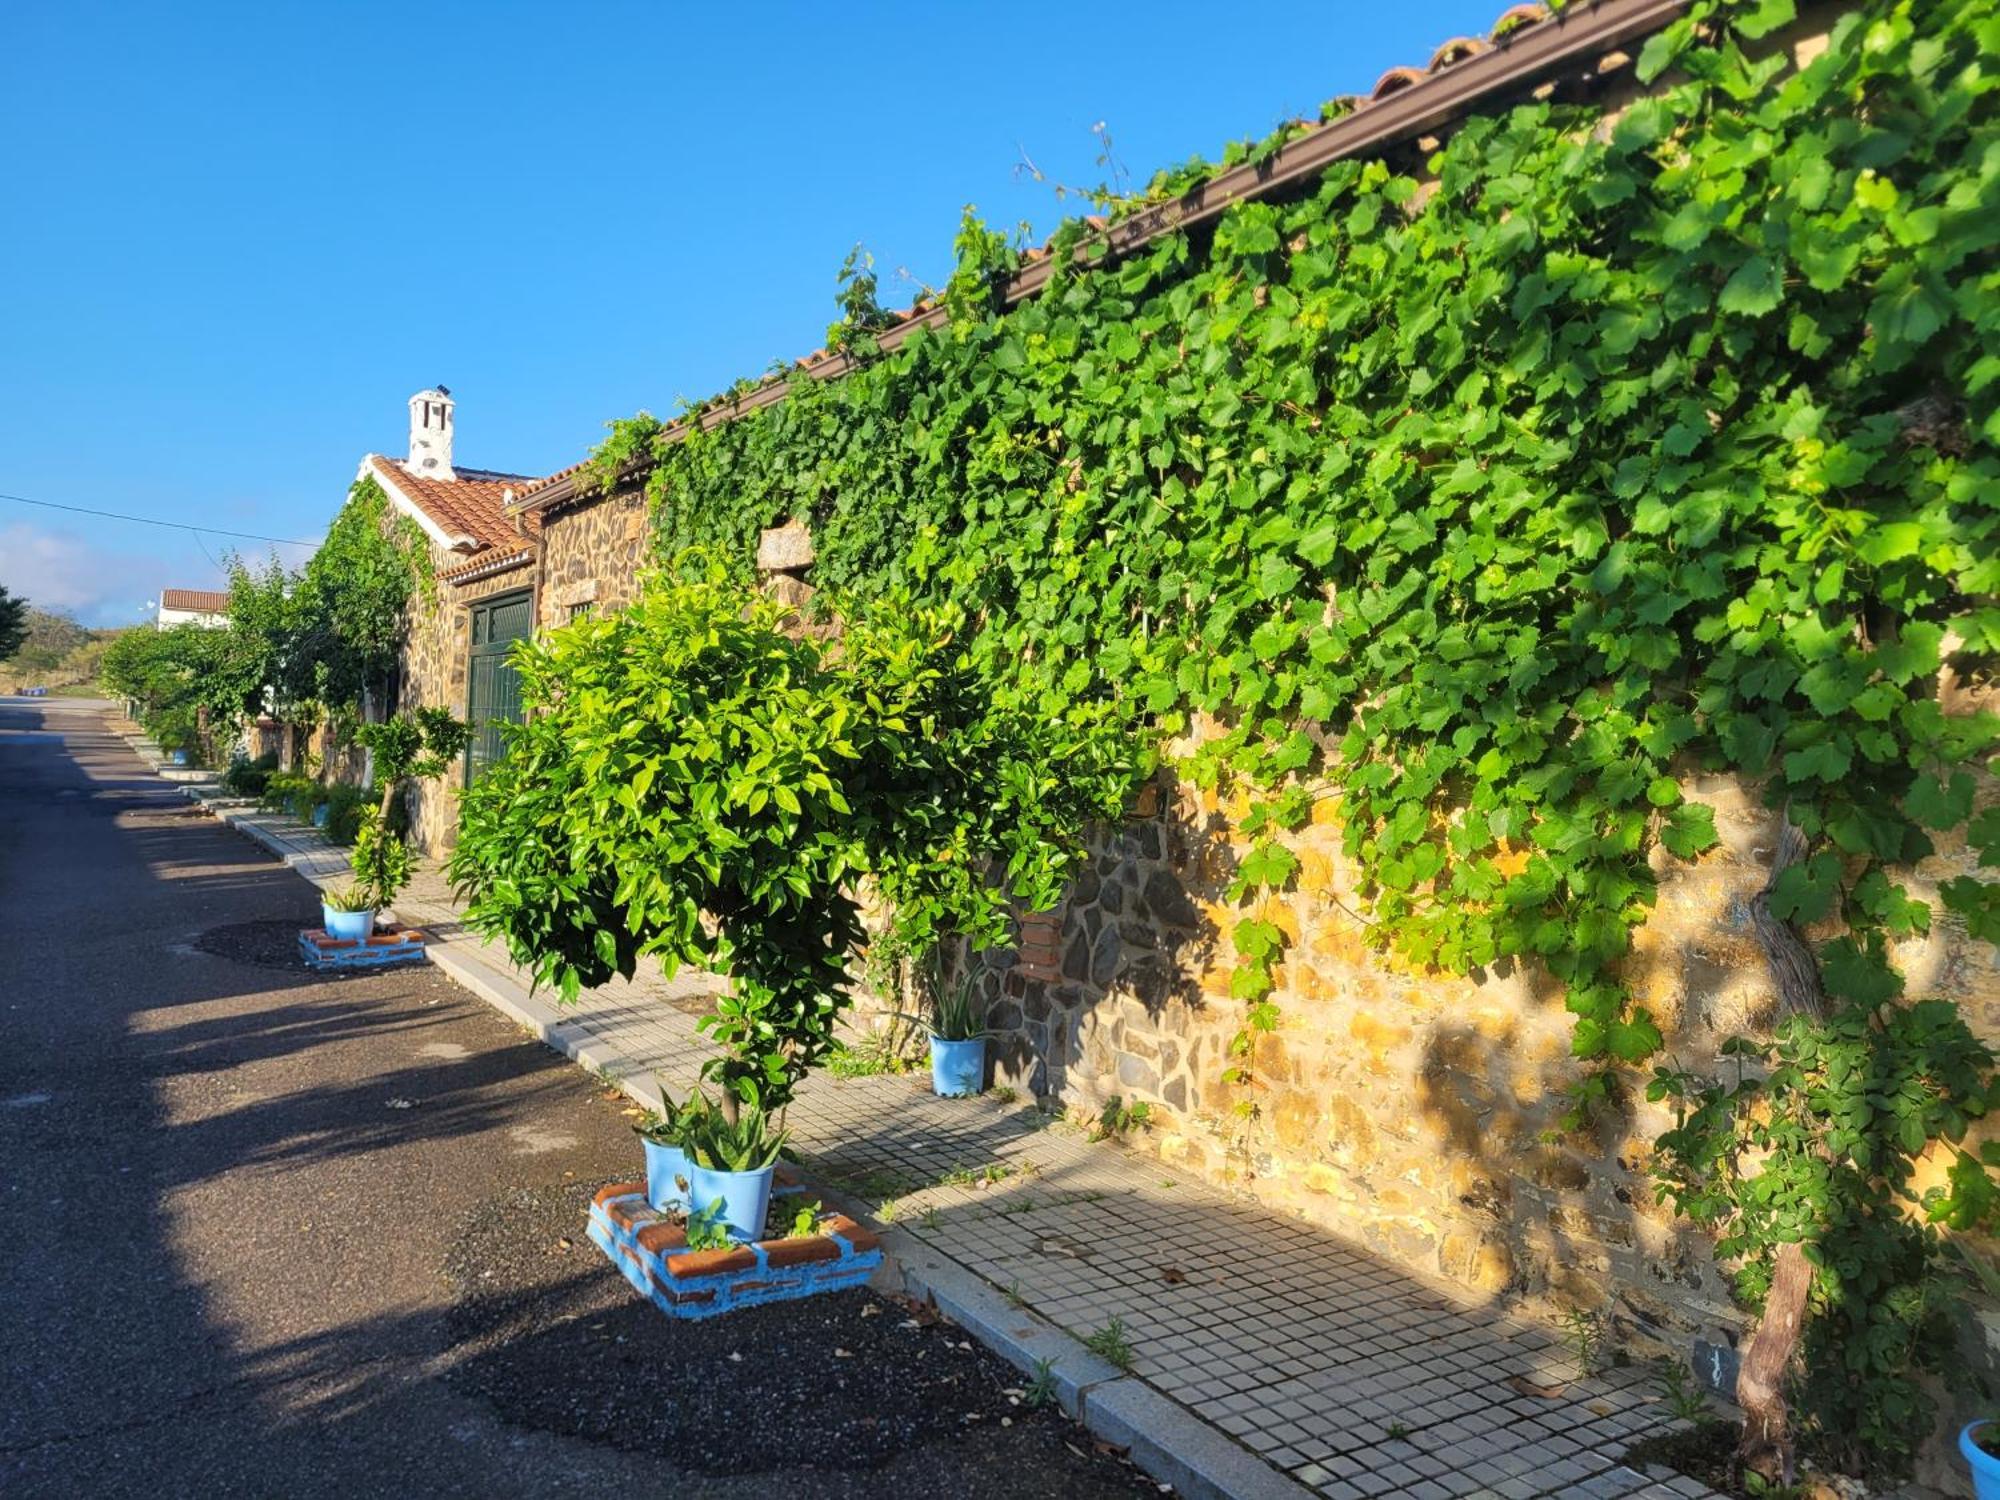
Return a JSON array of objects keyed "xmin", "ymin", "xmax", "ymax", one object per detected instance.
[{"xmin": 196, "ymin": 791, "xmax": 1308, "ymax": 1500}]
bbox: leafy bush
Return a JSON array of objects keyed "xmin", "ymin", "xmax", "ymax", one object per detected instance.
[
  {"xmin": 448, "ymin": 560, "xmax": 1137, "ymax": 1114},
  {"xmin": 320, "ymin": 783, "xmax": 371, "ymax": 846},
  {"xmin": 1651, "ymin": 997, "xmax": 2000, "ymax": 1477},
  {"xmin": 260, "ymin": 771, "xmax": 317, "ymax": 818},
  {"xmin": 219, "ymin": 751, "xmax": 278, "ymax": 798}
]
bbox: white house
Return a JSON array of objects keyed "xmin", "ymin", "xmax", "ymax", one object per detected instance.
[{"xmin": 156, "ymin": 588, "xmax": 231, "ymax": 629}]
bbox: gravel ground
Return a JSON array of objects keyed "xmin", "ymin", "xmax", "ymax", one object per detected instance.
[{"xmin": 442, "ymin": 1182, "xmax": 1162, "ymax": 1498}]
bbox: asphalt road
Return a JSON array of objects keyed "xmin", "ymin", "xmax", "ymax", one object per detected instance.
[{"xmin": 0, "ymin": 700, "xmax": 1153, "ymax": 1500}]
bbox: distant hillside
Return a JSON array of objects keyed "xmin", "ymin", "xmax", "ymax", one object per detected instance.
[{"xmin": 0, "ymin": 608, "xmax": 131, "ymax": 694}]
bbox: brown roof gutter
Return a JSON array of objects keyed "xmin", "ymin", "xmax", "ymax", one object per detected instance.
[{"xmin": 514, "ymin": 0, "xmax": 1687, "ymax": 519}]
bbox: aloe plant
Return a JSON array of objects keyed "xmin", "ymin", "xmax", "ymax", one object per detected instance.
[
  {"xmin": 893, "ymin": 966, "xmax": 987, "ymax": 1042},
  {"xmin": 681, "ymin": 1094, "xmax": 786, "ymax": 1172}
]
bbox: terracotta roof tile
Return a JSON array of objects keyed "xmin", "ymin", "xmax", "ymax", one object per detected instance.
[
  {"xmin": 367, "ymin": 455, "xmax": 543, "ymax": 552},
  {"xmin": 160, "ymin": 588, "xmax": 230, "ymax": 613},
  {"xmin": 437, "ymin": 545, "xmax": 536, "ymax": 586}
]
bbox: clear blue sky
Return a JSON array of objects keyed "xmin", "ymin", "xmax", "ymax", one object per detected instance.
[{"xmin": 1, "ymin": 0, "xmax": 1500, "ymax": 625}]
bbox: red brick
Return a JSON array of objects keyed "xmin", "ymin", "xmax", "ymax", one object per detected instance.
[
  {"xmin": 730, "ymin": 1279, "xmax": 781, "ymax": 1294},
  {"xmin": 822, "ymin": 1216, "xmax": 881, "ymax": 1253},
  {"xmin": 635, "ymin": 1222, "xmax": 688, "ymax": 1256},
  {"xmin": 593, "ymin": 1181, "xmax": 647, "ymax": 1209},
  {"xmin": 664, "ymin": 1246, "xmax": 758, "ymax": 1279},
  {"xmin": 606, "ymin": 1199, "xmax": 658, "ymax": 1234},
  {"xmin": 764, "ymin": 1235, "xmax": 841, "ymax": 1269},
  {"xmin": 320, "ymin": 938, "xmax": 358, "ymax": 951}
]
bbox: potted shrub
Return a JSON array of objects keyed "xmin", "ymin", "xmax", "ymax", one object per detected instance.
[
  {"xmin": 897, "ymin": 971, "xmax": 989, "ymax": 1098},
  {"xmin": 320, "ymin": 884, "xmax": 375, "ymax": 942},
  {"xmin": 681, "ymin": 1095, "xmax": 788, "ymax": 1242},
  {"xmin": 636, "ymin": 1081, "xmax": 695, "ymax": 1214}
]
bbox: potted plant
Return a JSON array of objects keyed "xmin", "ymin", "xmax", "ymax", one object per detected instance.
[
  {"xmin": 320, "ymin": 884, "xmax": 375, "ymax": 942},
  {"xmin": 1963, "ymin": 1421, "xmax": 2000, "ymax": 1499},
  {"xmin": 635, "ymin": 1080, "xmax": 695, "ymax": 1214},
  {"xmin": 897, "ymin": 970, "xmax": 989, "ymax": 1098},
  {"xmin": 681, "ymin": 1095, "xmax": 788, "ymax": 1242}
]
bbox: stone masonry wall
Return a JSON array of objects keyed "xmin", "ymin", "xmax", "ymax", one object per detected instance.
[
  {"xmin": 534, "ymin": 486, "xmax": 651, "ymax": 632},
  {"xmin": 399, "ymin": 554, "xmax": 536, "ymax": 857},
  {"xmin": 951, "ymin": 755, "xmax": 1998, "ymax": 1358}
]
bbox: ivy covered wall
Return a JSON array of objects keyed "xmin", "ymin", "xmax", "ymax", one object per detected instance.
[{"xmin": 540, "ymin": 0, "xmax": 1996, "ymax": 1468}]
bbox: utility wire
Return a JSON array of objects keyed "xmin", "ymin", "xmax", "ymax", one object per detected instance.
[{"xmin": 0, "ymin": 489, "xmax": 320, "ymax": 549}]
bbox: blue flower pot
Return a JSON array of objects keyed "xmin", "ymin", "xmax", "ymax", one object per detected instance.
[
  {"xmin": 311, "ymin": 804, "xmax": 330, "ymax": 829},
  {"xmin": 321, "ymin": 903, "xmax": 375, "ymax": 942},
  {"xmin": 1961, "ymin": 1422, "xmax": 2000, "ymax": 1499},
  {"xmin": 642, "ymin": 1138, "xmax": 689, "ymax": 1214},
  {"xmin": 168, "ymin": 750, "xmax": 189, "ymax": 767},
  {"xmin": 930, "ymin": 1036, "xmax": 986, "ymax": 1097},
  {"xmin": 686, "ymin": 1162, "xmax": 774, "ymax": 1242}
]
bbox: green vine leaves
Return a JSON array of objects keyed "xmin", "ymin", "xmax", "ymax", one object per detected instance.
[
  {"xmin": 446, "ymin": 561, "xmax": 1137, "ymax": 1112},
  {"xmin": 589, "ymin": 0, "xmax": 1996, "ymax": 1122}
]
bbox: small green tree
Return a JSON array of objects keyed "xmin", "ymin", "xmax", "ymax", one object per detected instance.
[
  {"xmin": 348, "ymin": 708, "xmax": 469, "ymax": 910},
  {"xmin": 448, "ymin": 561, "xmax": 1137, "ymax": 1116},
  {"xmin": 0, "ymin": 587, "xmax": 39, "ymax": 665}
]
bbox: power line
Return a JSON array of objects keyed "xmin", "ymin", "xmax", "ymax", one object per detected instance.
[{"xmin": 0, "ymin": 489, "xmax": 320, "ymax": 549}]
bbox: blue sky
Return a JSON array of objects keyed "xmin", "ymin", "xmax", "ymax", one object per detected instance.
[{"xmin": 0, "ymin": 1, "xmax": 1501, "ymax": 625}]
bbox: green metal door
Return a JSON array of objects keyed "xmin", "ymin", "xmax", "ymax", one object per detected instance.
[{"xmin": 465, "ymin": 591, "xmax": 533, "ymax": 784}]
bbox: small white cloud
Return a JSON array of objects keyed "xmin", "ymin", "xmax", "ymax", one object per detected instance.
[{"xmin": 0, "ymin": 523, "xmax": 214, "ymax": 626}]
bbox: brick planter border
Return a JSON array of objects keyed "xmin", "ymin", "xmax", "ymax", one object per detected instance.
[
  {"xmin": 586, "ymin": 1179, "xmax": 882, "ymax": 1320},
  {"xmin": 298, "ymin": 927, "xmax": 429, "ymax": 972}
]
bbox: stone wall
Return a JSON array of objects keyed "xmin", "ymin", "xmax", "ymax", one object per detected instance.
[
  {"xmin": 534, "ymin": 486, "xmax": 650, "ymax": 632},
  {"xmin": 398, "ymin": 555, "xmax": 536, "ymax": 856},
  {"xmin": 946, "ymin": 754, "xmax": 1998, "ymax": 1357}
]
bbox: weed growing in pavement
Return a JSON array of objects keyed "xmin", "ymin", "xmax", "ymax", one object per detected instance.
[
  {"xmin": 987, "ymin": 1085, "xmax": 1018, "ymax": 1104},
  {"xmin": 1091, "ymin": 1095, "xmax": 1153, "ymax": 1140},
  {"xmin": 877, "ymin": 1199, "xmax": 901, "ymax": 1225},
  {"xmin": 1025, "ymin": 1357, "xmax": 1059, "ymax": 1409},
  {"xmin": 939, "ymin": 1161, "xmax": 1015, "ymax": 1190},
  {"xmin": 1005, "ymin": 1279, "xmax": 1028, "ymax": 1309},
  {"xmin": 826, "ymin": 1031, "xmax": 919, "ymax": 1079},
  {"xmin": 1654, "ymin": 1358, "xmax": 1710, "ymax": 1422},
  {"xmin": 1385, "ymin": 1421, "xmax": 1411, "ymax": 1442},
  {"xmin": 1558, "ymin": 1308, "xmax": 1605, "ymax": 1374},
  {"xmin": 920, "ymin": 1206, "xmax": 942, "ymax": 1231},
  {"xmin": 1084, "ymin": 1317, "xmax": 1135, "ymax": 1371}
]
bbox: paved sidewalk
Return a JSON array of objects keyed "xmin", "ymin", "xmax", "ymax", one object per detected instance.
[{"xmin": 191, "ymin": 780, "xmax": 1721, "ymax": 1500}]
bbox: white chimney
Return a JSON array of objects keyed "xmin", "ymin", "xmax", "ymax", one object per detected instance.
[{"xmin": 407, "ymin": 386, "xmax": 455, "ymax": 478}]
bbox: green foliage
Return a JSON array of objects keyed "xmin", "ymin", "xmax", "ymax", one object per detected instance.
[
  {"xmin": 1649, "ymin": 998, "xmax": 2000, "ymax": 1475},
  {"xmin": 782, "ymin": 1199, "xmax": 827, "ymax": 1239},
  {"xmin": 320, "ymin": 782, "xmax": 371, "ymax": 846},
  {"xmin": 447, "ymin": 559, "xmax": 1137, "ymax": 1113},
  {"xmin": 679, "ymin": 1094, "xmax": 787, "ymax": 1173},
  {"xmin": 294, "ymin": 476, "xmax": 432, "ymax": 709},
  {"xmin": 218, "ymin": 751, "xmax": 278, "ymax": 798},
  {"xmin": 349, "ymin": 806, "xmax": 411, "ymax": 912},
  {"xmin": 319, "ymin": 884, "xmax": 373, "ymax": 914},
  {"xmin": 1083, "ymin": 1316, "xmax": 1134, "ymax": 1371},
  {"xmin": 1091, "ymin": 1095, "xmax": 1153, "ymax": 1141},
  {"xmin": 1024, "ymin": 1355, "xmax": 1059, "ymax": 1408},
  {"xmin": 100, "ymin": 623, "xmax": 241, "ymax": 754},
  {"xmin": 682, "ymin": 1200, "xmax": 736, "ymax": 1251},
  {"xmin": 355, "ymin": 706, "xmax": 471, "ymax": 787},
  {"xmin": 261, "ymin": 770, "xmax": 318, "ymax": 818},
  {"xmin": 596, "ymin": 0, "xmax": 1995, "ymax": 1115},
  {"xmin": 0, "ymin": 585, "xmax": 25, "ymax": 662},
  {"xmin": 894, "ymin": 965, "xmax": 987, "ymax": 1041}
]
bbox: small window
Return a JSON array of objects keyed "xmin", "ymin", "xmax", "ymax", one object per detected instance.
[{"xmin": 567, "ymin": 601, "xmax": 592, "ymax": 622}]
